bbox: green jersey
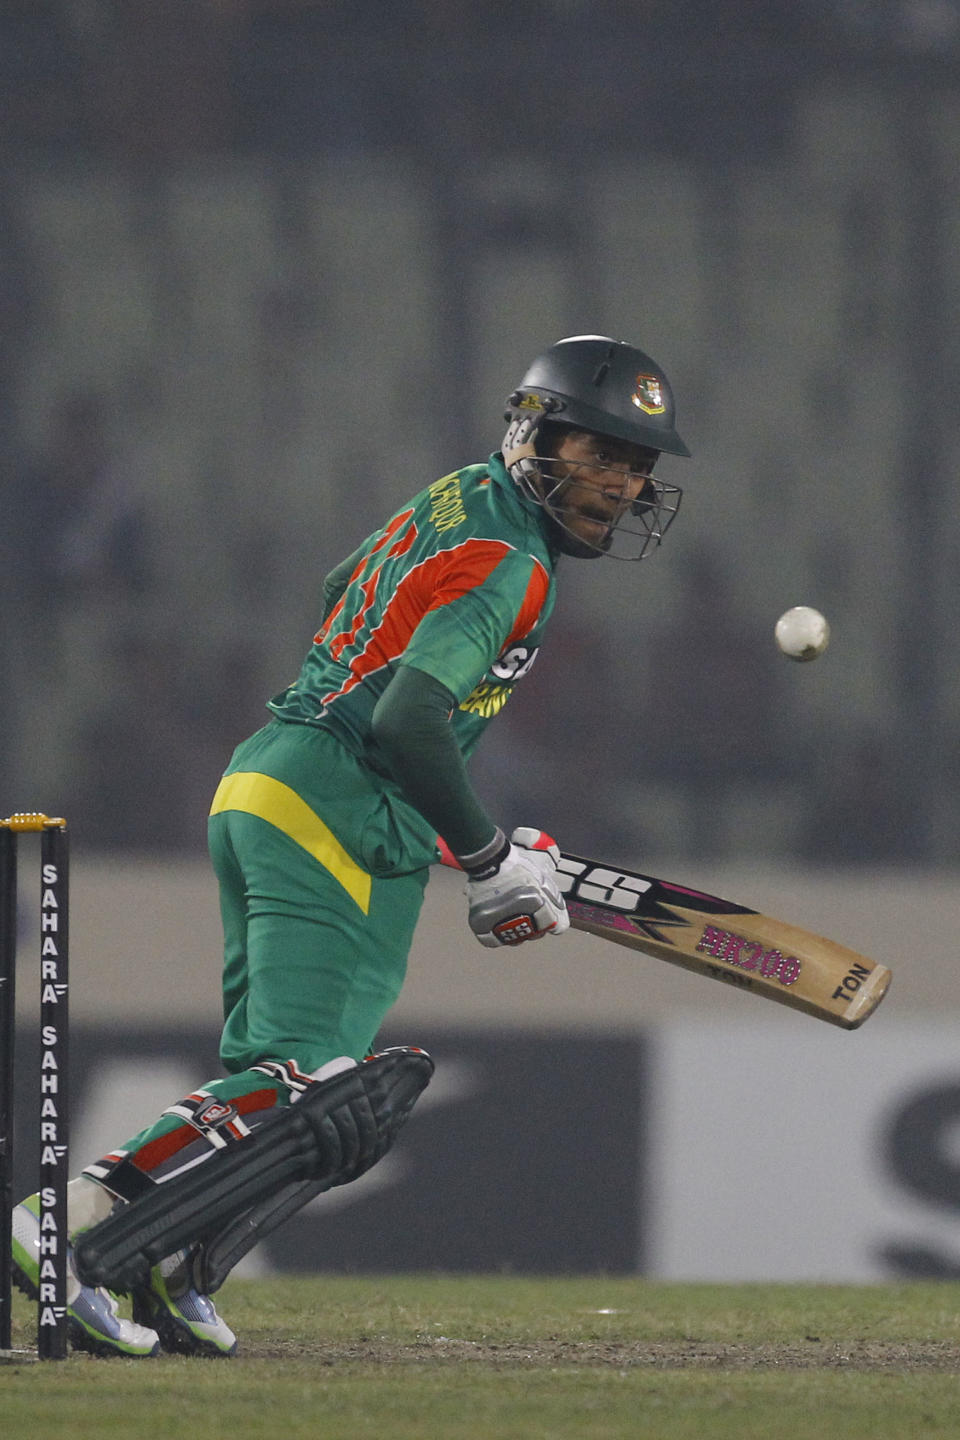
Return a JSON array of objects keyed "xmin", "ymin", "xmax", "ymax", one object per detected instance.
[{"xmin": 268, "ymin": 453, "xmax": 558, "ymax": 769}]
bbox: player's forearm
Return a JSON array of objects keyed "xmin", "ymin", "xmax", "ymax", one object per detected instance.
[{"xmin": 370, "ymin": 663, "xmax": 499, "ymax": 858}]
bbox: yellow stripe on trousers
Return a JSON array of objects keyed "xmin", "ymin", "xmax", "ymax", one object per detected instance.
[{"xmin": 209, "ymin": 771, "xmax": 372, "ymax": 914}]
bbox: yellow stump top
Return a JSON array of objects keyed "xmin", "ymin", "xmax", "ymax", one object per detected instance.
[{"xmin": 0, "ymin": 813, "xmax": 67, "ymax": 831}]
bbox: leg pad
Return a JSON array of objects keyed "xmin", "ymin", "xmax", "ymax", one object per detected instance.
[
  {"xmin": 74, "ymin": 1047, "xmax": 433, "ymax": 1292},
  {"xmin": 195, "ymin": 1176, "xmax": 330, "ymax": 1294}
]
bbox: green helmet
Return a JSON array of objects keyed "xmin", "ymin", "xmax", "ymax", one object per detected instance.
[
  {"xmin": 503, "ymin": 334, "xmax": 690, "ymax": 465},
  {"xmin": 502, "ymin": 335, "xmax": 690, "ymax": 561}
]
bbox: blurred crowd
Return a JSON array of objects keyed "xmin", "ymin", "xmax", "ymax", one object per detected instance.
[
  {"xmin": 2, "ymin": 1, "xmax": 958, "ymax": 865},
  {"xmin": 4, "ymin": 1, "xmax": 960, "ymax": 164}
]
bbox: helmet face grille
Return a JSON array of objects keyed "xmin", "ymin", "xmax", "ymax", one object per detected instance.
[{"xmin": 533, "ymin": 459, "xmax": 683, "ymax": 561}]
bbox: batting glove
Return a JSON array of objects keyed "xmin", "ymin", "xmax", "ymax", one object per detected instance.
[{"xmin": 461, "ymin": 826, "xmax": 570, "ymax": 949}]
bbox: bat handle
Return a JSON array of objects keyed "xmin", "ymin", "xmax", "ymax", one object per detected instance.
[{"xmin": 436, "ymin": 837, "xmax": 461, "ymax": 869}]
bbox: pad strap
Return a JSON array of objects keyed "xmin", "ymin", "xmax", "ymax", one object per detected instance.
[
  {"xmin": 85, "ymin": 1153, "xmax": 156, "ymax": 1204},
  {"xmin": 160, "ymin": 1091, "xmax": 254, "ymax": 1150}
]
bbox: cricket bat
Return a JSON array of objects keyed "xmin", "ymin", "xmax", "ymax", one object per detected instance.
[{"xmin": 439, "ymin": 842, "xmax": 891, "ymax": 1029}]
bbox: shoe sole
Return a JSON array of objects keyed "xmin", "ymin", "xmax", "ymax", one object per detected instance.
[{"xmin": 66, "ymin": 1315, "xmax": 159, "ymax": 1359}]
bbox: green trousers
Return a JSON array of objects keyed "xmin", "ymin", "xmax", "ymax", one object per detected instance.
[{"xmin": 115, "ymin": 721, "xmax": 432, "ymax": 1167}]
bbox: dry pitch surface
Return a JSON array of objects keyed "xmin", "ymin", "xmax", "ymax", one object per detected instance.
[{"xmin": 249, "ymin": 1335, "xmax": 960, "ymax": 1370}]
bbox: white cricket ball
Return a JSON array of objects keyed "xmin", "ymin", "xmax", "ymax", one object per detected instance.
[{"xmin": 774, "ymin": 606, "xmax": 830, "ymax": 661}]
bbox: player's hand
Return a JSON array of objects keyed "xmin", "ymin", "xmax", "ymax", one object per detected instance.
[{"xmin": 464, "ymin": 826, "xmax": 570, "ymax": 948}]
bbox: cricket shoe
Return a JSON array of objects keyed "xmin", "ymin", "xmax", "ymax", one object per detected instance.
[
  {"xmin": 132, "ymin": 1250, "xmax": 237, "ymax": 1357},
  {"xmin": 11, "ymin": 1193, "xmax": 160, "ymax": 1358}
]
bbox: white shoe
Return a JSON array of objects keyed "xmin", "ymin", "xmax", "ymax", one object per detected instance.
[
  {"xmin": 133, "ymin": 1251, "xmax": 237, "ymax": 1357},
  {"xmin": 12, "ymin": 1195, "xmax": 160, "ymax": 1358}
]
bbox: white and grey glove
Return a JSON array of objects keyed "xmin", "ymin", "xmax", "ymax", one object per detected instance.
[{"xmin": 460, "ymin": 826, "xmax": 570, "ymax": 949}]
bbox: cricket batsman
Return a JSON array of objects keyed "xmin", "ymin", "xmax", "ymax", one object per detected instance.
[{"xmin": 12, "ymin": 335, "xmax": 689, "ymax": 1356}]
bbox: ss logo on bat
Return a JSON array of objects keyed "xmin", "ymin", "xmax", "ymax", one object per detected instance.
[{"xmin": 555, "ymin": 857, "xmax": 652, "ymax": 912}]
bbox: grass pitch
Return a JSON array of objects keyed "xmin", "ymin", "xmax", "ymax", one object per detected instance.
[{"xmin": 5, "ymin": 1275, "xmax": 960, "ymax": 1439}]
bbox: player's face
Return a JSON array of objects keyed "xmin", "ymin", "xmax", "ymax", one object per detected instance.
[{"xmin": 538, "ymin": 430, "xmax": 659, "ymax": 553}]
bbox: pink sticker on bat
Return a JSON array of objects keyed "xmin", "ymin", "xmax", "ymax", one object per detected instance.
[{"xmin": 696, "ymin": 926, "xmax": 801, "ymax": 986}]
